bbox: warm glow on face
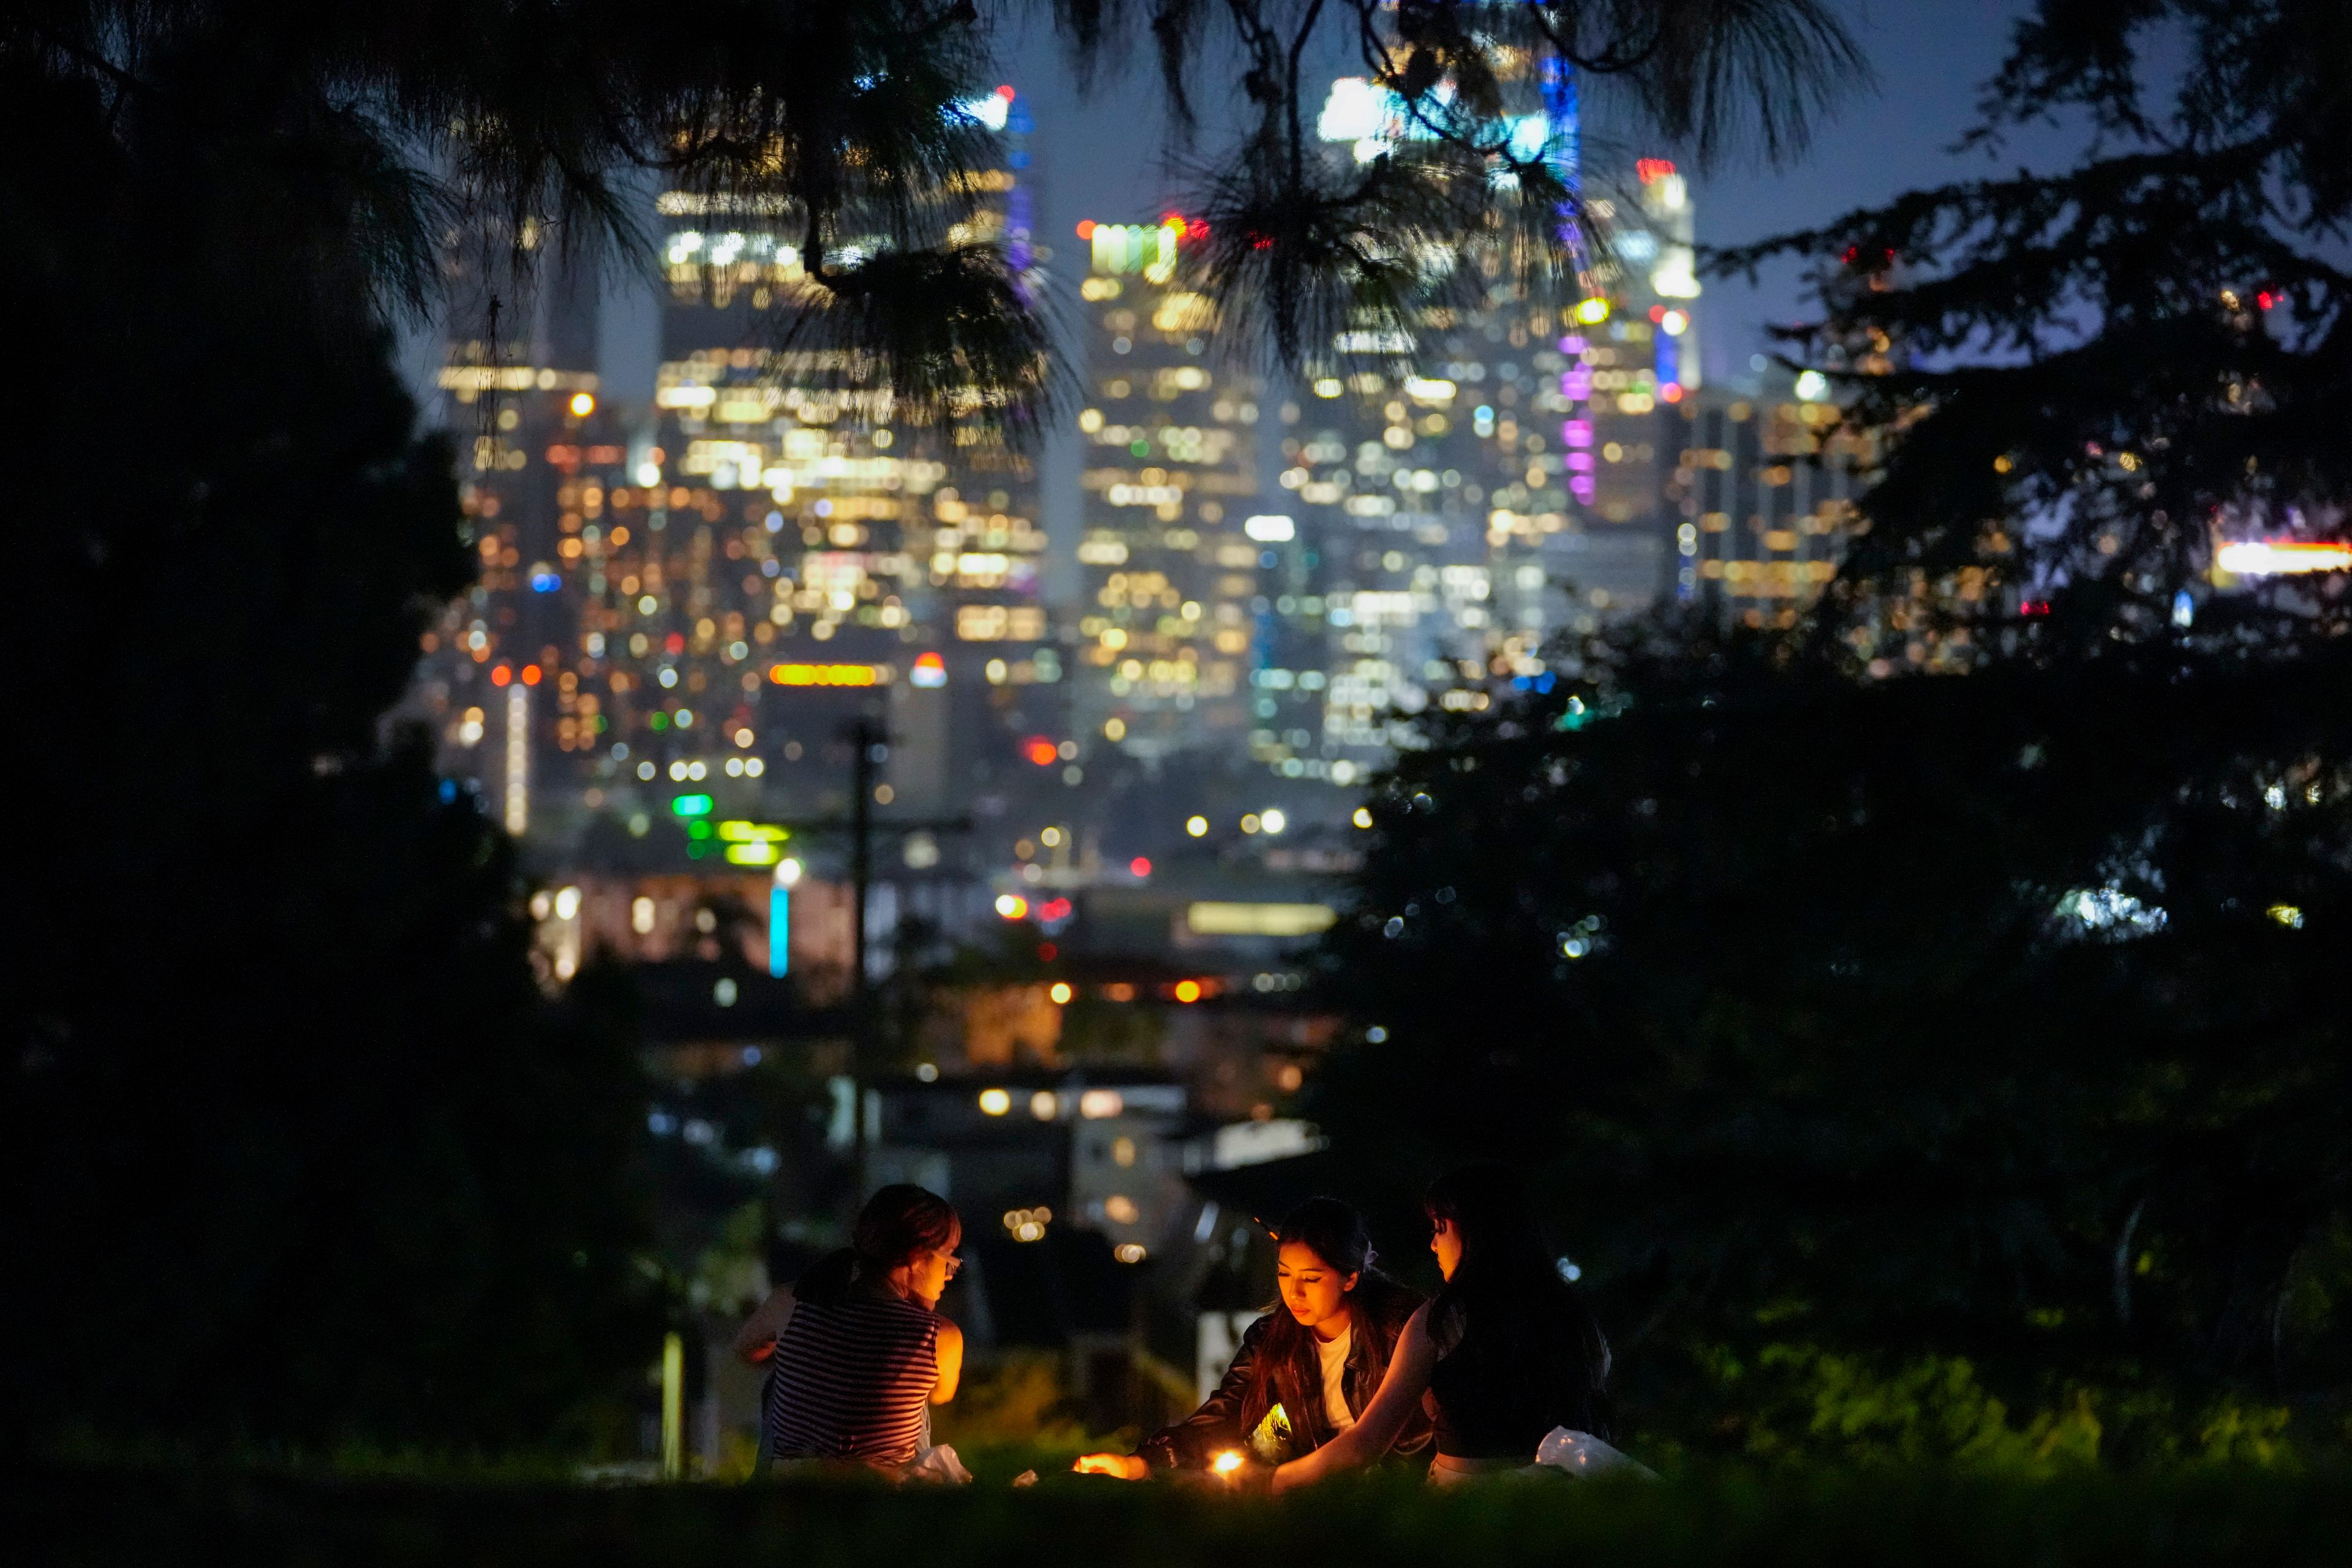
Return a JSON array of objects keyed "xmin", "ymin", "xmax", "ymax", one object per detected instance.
[
  {"xmin": 1430, "ymin": 1216, "xmax": 1464, "ymax": 1280},
  {"xmin": 1276, "ymin": 1240, "xmax": 1358, "ymax": 1333}
]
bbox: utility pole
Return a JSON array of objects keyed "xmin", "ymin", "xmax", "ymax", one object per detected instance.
[
  {"xmin": 831, "ymin": 713, "xmax": 968, "ymax": 1197},
  {"xmin": 845, "ymin": 714, "xmax": 881, "ymax": 1185}
]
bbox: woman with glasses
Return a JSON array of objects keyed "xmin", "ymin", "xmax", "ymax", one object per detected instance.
[{"xmin": 734, "ymin": 1184, "xmax": 967, "ymax": 1475}]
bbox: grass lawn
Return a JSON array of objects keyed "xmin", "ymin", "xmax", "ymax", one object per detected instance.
[{"xmin": 29, "ymin": 1457, "xmax": 2352, "ymax": 1567}]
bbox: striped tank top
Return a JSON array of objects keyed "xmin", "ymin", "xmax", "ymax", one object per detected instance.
[{"xmin": 766, "ymin": 1291, "xmax": 941, "ymax": 1466}]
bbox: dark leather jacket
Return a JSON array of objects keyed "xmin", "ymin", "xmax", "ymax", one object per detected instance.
[{"xmin": 1136, "ymin": 1275, "xmax": 1433, "ymax": 1469}]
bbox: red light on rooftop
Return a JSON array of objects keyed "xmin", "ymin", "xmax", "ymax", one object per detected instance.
[
  {"xmin": 521, "ymin": 664, "xmax": 543, "ymax": 685},
  {"xmin": 1076, "ymin": 220, "xmax": 1096, "ymax": 239},
  {"xmin": 1636, "ymin": 158, "xmax": 1677, "ymax": 183},
  {"xmin": 1129, "ymin": 856, "xmax": 1152, "ymax": 878},
  {"xmin": 1023, "ymin": 737, "xmax": 1058, "ymax": 767},
  {"xmin": 490, "ymin": 665, "xmax": 513, "ymax": 687}
]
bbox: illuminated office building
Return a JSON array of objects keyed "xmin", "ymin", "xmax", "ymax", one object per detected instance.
[
  {"xmin": 1240, "ymin": 77, "xmax": 1703, "ymax": 778},
  {"xmin": 1666, "ymin": 373, "xmax": 1869, "ymax": 626},
  {"xmin": 413, "ymin": 89, "xmax": 1066, "ymax": 862},
  {"xmin": 407, "ymin": 227, "xmax": 617, "ymax": 838},
  {"xmin": 1071, "ymin": 217, "xmax": 1264, "ymax": 761}
]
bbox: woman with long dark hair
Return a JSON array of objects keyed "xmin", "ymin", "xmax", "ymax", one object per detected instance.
[
  {"xmin": 734, "ymin": 1184, "xmax": 967, "ymax": 1475},
  {"xmin": 1270, "ymin": 1164, "xmax": 1610, "ymax": 1490},
  {"xmin": 1072, "ymin": 1196, "xmax": 1431, "ymax": 1476}
]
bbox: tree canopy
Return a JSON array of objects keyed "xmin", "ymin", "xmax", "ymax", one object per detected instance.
[
  {"xmin": 1717, "ymin": 0, "xmax": 2352, "ymax": 662},
  {"xmin": 9, "ymin": 0, "xmax": 1862, "ymax": 423},
  {"xmin": 1312, "ymin": 621, "xmax": 2352, "ymax": 1461}
]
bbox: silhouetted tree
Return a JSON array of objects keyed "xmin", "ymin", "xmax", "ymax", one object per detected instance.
[
  {"xmin": 1718, "ymin": 0, "xmax": 2352, "ymax": 662},
  {"xmin": 1311, "ymin": 618, "xmax": 2352, "ymax": 1460},
  {"xmin": 10, "ymin": 62, "xmax": 657, "ymax": 1452}
]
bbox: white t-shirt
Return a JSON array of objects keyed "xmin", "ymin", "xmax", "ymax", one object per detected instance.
[{"xmin": 1316, "ymin": 1325, "xmax": 1355, "ymax": 1431}]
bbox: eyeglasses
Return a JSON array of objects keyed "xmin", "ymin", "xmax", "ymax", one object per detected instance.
[{"xmin": 933, "ymin": 1250, "xmax": 964, "ymax": 1278}]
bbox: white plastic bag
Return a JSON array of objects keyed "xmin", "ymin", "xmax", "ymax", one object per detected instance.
[
  {"xmin": 904, "ymin": 1442, "xmax": 973, "ymax": 1484},
  {"xmin": 1532, "ymin": 1426, "xmax": 1657, "ymax": 1480}
]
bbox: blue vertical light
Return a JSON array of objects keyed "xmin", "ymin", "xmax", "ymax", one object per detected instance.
[
  {"xmin": 768, "ymin": 885, "xmax": 790, "ymax": 978},
  {"xmin": 1539, "ymin": 58, "xmax": 1580, "ymax": 189},
  {"xmin": 1656, "ymin": 333, "xmax": 1679, "ymax": 388}
]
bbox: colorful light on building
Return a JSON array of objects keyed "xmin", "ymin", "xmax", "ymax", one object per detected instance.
[
  {"xmin": 1084, "ymin": 216, "xmax": 1201, "ymax": 279},
  {"xmin": 768, "ymin": 662, "xmax": 886, "ymax": 686}
]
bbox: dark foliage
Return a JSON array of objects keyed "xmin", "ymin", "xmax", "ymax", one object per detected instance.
[
  {"xmin": 8, "ymin": 60, "xmax": 658, "ymax": 1450},
  {"xmin": 1715, "ymin": 0, "xmax": 2352, "ymax": 658},
  {"xmin": 1308, "ymin": 619, "xmax": 2352, "ymax": 1458},
  {"xmin": 7, "ymin": 0, "xmax": 1863, "ymax": 419}
]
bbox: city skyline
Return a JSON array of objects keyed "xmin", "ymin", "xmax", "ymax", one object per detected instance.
[{"xmin": 398, "ymin": 62, "xmax": 1890, "ymax": 921}]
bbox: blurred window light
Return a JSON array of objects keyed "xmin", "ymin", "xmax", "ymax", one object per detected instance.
[
  {"xmin": 2218, "ymin": 540, "xmax": 2352, "ymax": 576},
  {"xmin": 1186, "ymin": 902, "xmax": 1336, "ymax": 937}
]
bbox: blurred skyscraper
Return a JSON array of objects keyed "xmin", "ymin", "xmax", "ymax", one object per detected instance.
[
  {"xmin": 1068, "ymin": 217, "xmax": 1264, "ymax": 762},
  {"xmin": 1235, "ymin": 75, "xmax": 1706, "ymax": 783},
  {"xmin": 1666, "ymin": 376, "xmax": 1865, "ymax": 625},
  {"xmin": 413, "ymin": 89, "xmax": 1074, "ymax": 874}
]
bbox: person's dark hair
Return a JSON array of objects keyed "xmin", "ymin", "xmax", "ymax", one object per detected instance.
[
  {"xmin": 796, "ymin": 1185, "xmax": 960, "ymax": 1306},
  {"xmin": 1238, "ymin": 1197, "xmax": 1396, "ymax": 1438},
  {"xmin": 1424, "ymin": 1163, "xmax": 1610, "ymax": 1436}
]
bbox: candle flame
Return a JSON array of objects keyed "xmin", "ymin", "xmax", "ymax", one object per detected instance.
[{"xmin": 1212, "ymin": 1450, "xmax": 1245, "ymax": 1476}]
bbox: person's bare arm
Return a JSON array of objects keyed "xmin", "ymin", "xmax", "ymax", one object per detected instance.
[
  {"xmin": 1272, "ymin": 1304, "xmax": 1438, "ymax": 1493},
  {"xmin": 733, "ymin": 1285, "xmax": 795, "ymax": 1365},
  {"xmin": 930, "ymin": 1317, "xmax": 964, "ymax": 1403}
]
